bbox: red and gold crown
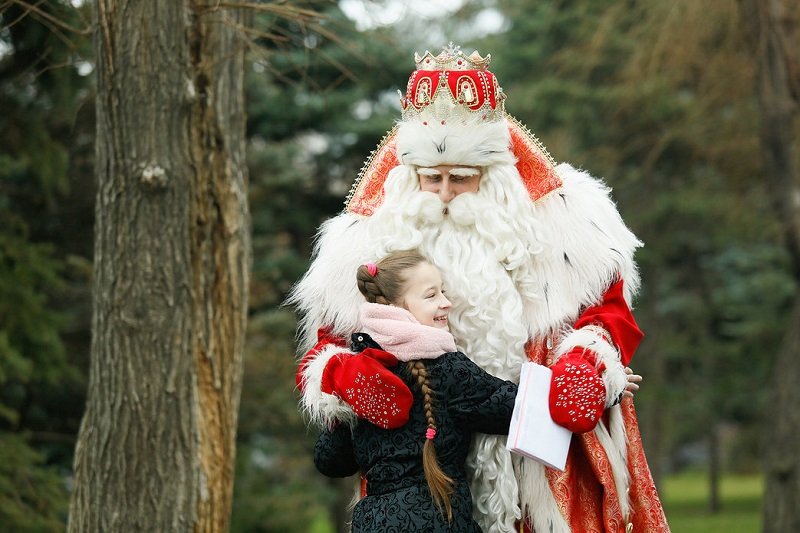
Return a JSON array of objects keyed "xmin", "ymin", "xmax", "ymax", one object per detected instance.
[{"xmin": 399, "ymin": 44, "xmax": 506, "ymax": 123}]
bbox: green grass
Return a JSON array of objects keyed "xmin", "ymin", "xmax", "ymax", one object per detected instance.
[
  {"xmin": 308, "ymin": 471, "xmax": 764, "ymax": 532},
  {"xmin": 309, "ymin": 513, "xmax": 334, "ymax": 533},
  {"xmin": 662, "ymin": 471, "xmax": 763, "ymax": 533}
]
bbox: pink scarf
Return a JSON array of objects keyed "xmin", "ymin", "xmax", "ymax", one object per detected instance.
[{"xmin": 359, "ymin": 302, "xmax": 457, "ymax": 362}]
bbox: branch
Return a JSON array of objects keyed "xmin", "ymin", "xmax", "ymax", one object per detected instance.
[
  {"xmin": 6, "ymin": 0, "xmax": 91, "ymax": 36},
  {"xmin": 202, "ymin": 2, "xmax": 323, "ymax": 22}
]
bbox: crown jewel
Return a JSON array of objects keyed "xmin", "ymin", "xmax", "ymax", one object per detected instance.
[{"xmin": 400, "ymin": 43, "xmax": 506, "ymax": 123}]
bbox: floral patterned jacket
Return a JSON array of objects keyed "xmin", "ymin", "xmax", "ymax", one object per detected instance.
[{"xmin": 314, "ymin": 333, "xmax": 518, "ymax": 532}]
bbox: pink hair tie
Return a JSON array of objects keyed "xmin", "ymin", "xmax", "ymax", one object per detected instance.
[
  {"xmin": 425, "ymin": 428, "xmax": 436, "ymax": 440},
  {"xmin": 365, "ymin": 262, "xmax": 378, "ymax": 277}
]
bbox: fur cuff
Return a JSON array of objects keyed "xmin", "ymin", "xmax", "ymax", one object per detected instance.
[
  {"xmin": 299, "ymin": 344, "xmax": 356, "ymax": 428},
  {"xmin": 600, "ymin": 357, "xmax": 628, "ymax": 408},
  {"xmin": 556, "ymin": 326, "xmax": 626, "ymax": 408}
]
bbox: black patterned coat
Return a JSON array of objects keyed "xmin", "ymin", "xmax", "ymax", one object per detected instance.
[{"xmin": 314, "ymin": 333, "xmax": 518, "ymax": 532}]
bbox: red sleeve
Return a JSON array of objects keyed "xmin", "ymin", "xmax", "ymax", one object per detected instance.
[
  {"xmin": 573, "ymin": 279, "xmax": 644, "ymax": 366},
  {"xmin": 296, "ymin": 327, "xmax": 348, "ymax": 391}
]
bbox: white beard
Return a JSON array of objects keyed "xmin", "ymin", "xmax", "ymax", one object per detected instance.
[
  {"xmin": 370, "ymin": 163, "xmax": 552, "ymax": 377},
  {"xmin": 368, "ymin": 164, "xmax": 557, "ymax": 532}
]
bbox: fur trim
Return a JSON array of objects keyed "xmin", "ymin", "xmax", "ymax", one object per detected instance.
[
  {"xmin": 600, "ymin": 359, "xmax": 628, "ymax": 409},
  {"xmin": 593, "ymin": 406, "xmax": 631, "ymax": 518},
  {"xmin": 522, "ymin": 163, "xmax": 642, "ymax": 338},
  {"xmin": 395, "ymin": 116, "xmax": 516, "ymax": 168},
  {"xmin": 286, "ymin": 213, "xmax": 375, "ymax": 353},
  {"xmin": 556, "ymin": 326, "xmax": 627, "ymax": 407},
  {"xmin": 298, "ymin": 344, "xmax": 356, "ymax": 428},
  {"xmin": 514, "ymin": 455, "xmax": 571, "ymax": 533}
]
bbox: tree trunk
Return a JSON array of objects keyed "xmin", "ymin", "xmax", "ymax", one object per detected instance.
[
  {"xmin": 761, "ymin": 298, "xmax": 800, "ymax": 533},
  {"xmin": 709, "ymin": 424, "xmax": 721, "ymax": 513},
  {"xmin": 68, "ymin": 2, "xmax": 251, "ymax": 531},
  {"xmin": 738, "ymin": 1, "xmax": 800, "ymax": 532}
]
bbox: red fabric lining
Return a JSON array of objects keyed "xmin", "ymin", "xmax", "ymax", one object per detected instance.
[{"xmin": 574, "ymin": 279, "xmax": 644, "ymax": 366}]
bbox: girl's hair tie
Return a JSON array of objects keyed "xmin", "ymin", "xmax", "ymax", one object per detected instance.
[
  {"xmin": 365, "ymin": 262, "xmax": 378, "ymax": 277},
  {"xmin": 425, "ymin": 427, "xmax": 436, "ymax": 440}
]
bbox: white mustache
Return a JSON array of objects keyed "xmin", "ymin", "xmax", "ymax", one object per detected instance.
[
  {"xmin": 413, "ymin": 191, "xmax": 482, "ymax": 227},
  {"xmin": 404, "ymin": 192, "xmax": 444, "ymax": 224},
  {"xmin": 445, "ymin": 194, "xmax": 481, "ymax": 226}
]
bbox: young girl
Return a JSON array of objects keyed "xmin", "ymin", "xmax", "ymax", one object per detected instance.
[{"xmin": 313, "ymin": 251, "xmax": 518, "ymax": 532}]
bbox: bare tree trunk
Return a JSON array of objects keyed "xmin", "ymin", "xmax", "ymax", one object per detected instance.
[
  {"xmin": 68, "ymin": 2, "xmax": 250, "ymax": 531},
  {"xmin": 738, "ymin": 1, "xmax": 800, "ymax": 532}
]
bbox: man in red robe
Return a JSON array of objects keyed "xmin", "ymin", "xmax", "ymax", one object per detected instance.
[{"xmin": 291, "ymin": 44, "xmax": 669, "ymax": 533}]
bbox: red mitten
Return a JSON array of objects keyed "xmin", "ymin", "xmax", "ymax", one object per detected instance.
[
  {"xmin": 549, "ymin": 348, "xmax": 607, "ymax": 433},
  {"xmin": 321, "ymin": 348, "xmax": 413, "ymax": 430}
]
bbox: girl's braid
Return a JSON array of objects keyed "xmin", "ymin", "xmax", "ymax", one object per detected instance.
[
  {"xmin": 356, "ymin": 251, "xmax": 454, "ymax": 521},
  {"xmin": 408, "ymin": 360, "xmax": 454, "ymax": 522}
]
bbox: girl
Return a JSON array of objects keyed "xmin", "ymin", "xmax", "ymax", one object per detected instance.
[{"xmin": 313, "ymin": 251, "xmax": 518, "ymax": 532}]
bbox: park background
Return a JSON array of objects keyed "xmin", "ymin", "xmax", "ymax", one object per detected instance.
[{"xmin": 1, "ymin": 0, "xmax": 797, "ymax": 531}]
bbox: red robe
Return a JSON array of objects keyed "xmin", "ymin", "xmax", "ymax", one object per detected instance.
[
  {"xmin": 294, "ymin": 119, "xmax": 670, "ymax": 532},
  {"xmin": 525, "ymin": 339, "xmax": 669, "ymax": 532}
]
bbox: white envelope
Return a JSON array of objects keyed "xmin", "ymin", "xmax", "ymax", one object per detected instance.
[{"xmin": 506, "ymin": 362, "xmax": 572, "ymax": 471}]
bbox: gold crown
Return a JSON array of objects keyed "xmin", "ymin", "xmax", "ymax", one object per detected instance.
[{"xmin": 400, "ymin": 44, "xmax": 505, "ymax": 123}]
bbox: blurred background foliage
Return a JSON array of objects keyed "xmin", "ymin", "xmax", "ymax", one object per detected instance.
[{"xmin": 0, "ymin": 0, "xmax": 795, "ymax": 531}]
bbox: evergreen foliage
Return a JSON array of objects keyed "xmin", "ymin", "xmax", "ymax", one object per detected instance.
[
  {"xmin": 1, "ymin": 0, "xmax": 795, "ymax": 529},
  {"xmin": 473, "ymin": 0, "xmax": 795, "ymax": 473},
  {"xmin": 233, "ymin": 3, "xmax": 409, "ymax": 530},
  {"xmin": 0, "ymin": 2, "xmax": 92, "ymax": 529}
]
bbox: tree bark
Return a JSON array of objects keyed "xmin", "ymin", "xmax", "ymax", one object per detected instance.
[
  {"xmin": 68, "ymin": 2, "xmax": 250, "ymax": 531},
  {"xmin": 738, "ymin": 1, "xmax": 800, "ymax": 532}
]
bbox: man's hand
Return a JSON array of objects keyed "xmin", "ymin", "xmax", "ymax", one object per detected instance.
[
  {"xmin": 321, "ymin": 348, "xmax": 413, "ymax": 430},
  {"xmin": 623, "ymin": 367, "xmax": 642, "ymax": 400}
]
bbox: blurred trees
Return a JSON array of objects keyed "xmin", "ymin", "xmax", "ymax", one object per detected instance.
[
  {"xmin": 1, "ymin": 0, "xmax": 797, "ymax": 530},
  {"xmin": 472, "ymin": 0, "xmax": 796, "ymax": 510},
  {"xmin": 0, "ymin": 1, "xmax": 92, "ymax": 529},
  {"xmin": 738, "ymin": 0, "xmax": 800, "ymax": 530},
  {"xmin": 233, "ymin": 4, "xmax": 408, "ymax": 530}
]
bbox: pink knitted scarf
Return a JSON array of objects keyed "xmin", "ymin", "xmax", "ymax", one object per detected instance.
[{"xmin": 359, "ymin": 302, "xmax": 456, "ymax": 362}]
